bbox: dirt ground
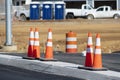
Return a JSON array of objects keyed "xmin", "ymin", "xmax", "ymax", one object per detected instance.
[{"xmin": 0, "ymin": 18, "xmax": 120, "ymax": 53}]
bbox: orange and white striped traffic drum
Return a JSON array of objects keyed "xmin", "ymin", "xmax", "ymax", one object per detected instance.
[{"xmin": 66, "ymin": 31, "xmax": 77, "ymax": 53}]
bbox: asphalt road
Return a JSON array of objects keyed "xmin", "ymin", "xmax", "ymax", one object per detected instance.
[
  {"xmin": 0, "ymin": 64, "xmax": 84, "ymax": 80},
  {"xmin": 55, "ymin": 53, "xmax": 120, "ymax": 72},
  {"xmin": 1, "ymin": 52, "xmax": 120, "ymax": 72},
  {"xmin": 54, "ymin": 52, "xmax": 120, "ymax": 72}
]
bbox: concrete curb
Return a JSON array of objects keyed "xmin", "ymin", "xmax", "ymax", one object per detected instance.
[{"xmin": 0, "ymin": 54, "xmax": 120, "ymax": 80}]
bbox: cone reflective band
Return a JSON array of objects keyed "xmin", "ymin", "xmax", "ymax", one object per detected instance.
[
  {"xmin": 45, "ymin": 28, "xmax": 53, "ymax": 59},
  {"xmin": 85, "ymin": 33, "xmax": 93, "ymax": 67},
  {"xmin": 93, "ymin": 33, "xmax": 102, "ymax": 69},
  {"xmin": 46, "ymin": 30, "xmax": 52, "ymax": 47},
  {"xmin": 47, "ymin": 42, "xmax": 52, "ymax": 47},
  {"xmin": 33, "ymin": 28, "xmax": 40, "ymax": 59},
  {"xmin": 27, "ymin": 28, "xmax": 34, "ymax": 57},
  {"xmin": 66, "ymin": 31, "xmax": 77, "ymax": 53}
]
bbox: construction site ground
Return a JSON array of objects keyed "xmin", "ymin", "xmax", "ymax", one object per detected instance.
[{"xmin": 0, "ymin": 18, "xmax": 120, "ymax": 53}]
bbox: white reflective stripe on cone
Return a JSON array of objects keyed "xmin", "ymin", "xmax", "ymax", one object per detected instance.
[
  {"xmin": 86, "ymin": 48, "xmax": 93, "ymax": 53},
  {"xmin": 66, "ymin": 45, "xmax": 77, "ymax": 48},
  {"xmin": 47, "ymin": 42, "xmax": 52, "ymax": 47},
  {"xmin": 66, "ymin": 37, "xmax": 77, "ymax": 41},
  {"xmin": 29, "ymin": 40, "xmax": 34, "ymax": 45},
  {"xmin": 96, "ymin": 38, "xmax": 101, "ymax": 46},
  {"xmin": 94, "ymin": 49, "xmax": 101, "ymax": 54},
  {"xmin": 34, "ymin": 41, "xmax": 39, "ymax": 46},
  {"xmin": 48, "ymin": 32, "xmax": 52, "ymax": 39},
  {"xmin": 34, "ymin": 33, "xmax": 39, "ymax": 38},
  {"xmin": 88, "ymin": 37, "xmax": 93, "ymax": 45},
  {"xmin": 30, "ymin": 32, "xmax": 34, "ymax": 38}
]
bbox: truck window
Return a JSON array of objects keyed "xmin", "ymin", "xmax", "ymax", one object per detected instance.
[
  {"xmin": 105, "ymin": 8, "xmax": 108, "ymax": 11},
  {"xmin": 16, "ymin": 1, "xmax": 20, "ymax": 6},
  {"xmin": 84, "ymin": 6, "xmax": 87, "ymax": 9},
  {"xmin": 21, "ymin": 1, "xmax": 25, "ymax": 5},
  {"xmin": 97, "ymin": 8, "xmax": 103, "ymax": 11}
]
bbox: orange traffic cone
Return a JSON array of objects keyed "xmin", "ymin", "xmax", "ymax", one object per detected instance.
[
  {"xmin": 85, "ymin": 32, "xmax": 94, "ymax": 67},
  {"xmin": 45, "ymin": 28, "xmax": 53, "ymax": 59},
  {"xmin": 33, "ymin": 28, "xmax": 40, "ymax": 59},
  {"xmin": 93, "ymin": 33, "xmax": 102, "ymax": 69},
  {"xmin": 27, "ymin": 28, "xmax": 34, "ymax": 57},
  {"xmin": 78, "ymin": 33, "xmax": 107, "ymax": 71},
  {"xmin": 41, "ymin": 28, "xmax": 57, "ymax": 61}
]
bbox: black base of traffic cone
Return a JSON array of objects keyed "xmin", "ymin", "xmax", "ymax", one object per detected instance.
[
  {"xmin": 40, "ymin": 58, "xmax": 58, "ymax": 61},
  {"xmin": 22, "ymin": 57, "xmax": 36, "ymax": 60},
  {"xmin": 78, "ymin": 66, "xmax": 108, "ymax": 71}
]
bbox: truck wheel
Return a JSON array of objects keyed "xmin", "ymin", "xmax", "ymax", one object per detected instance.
[
  {"xmin": 20, "ymin": 14, "xmax": 27, "ymax": 21},
  {"xmin": 66, "ymin": 14, "xmax": 74, "ymax": 19},
  {"xmin": 87, "ymin": 14, "xmax": 94, "ymax": 20},
  {"xmin": 113, "ymin": 14, "xmax": 119, "ymax": 19}
]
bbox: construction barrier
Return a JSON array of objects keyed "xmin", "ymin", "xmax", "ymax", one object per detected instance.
[
  {"xmin": 93, "ymin": 33, "xmax": 102, "ymax": 69},
  {"xmin": 40, "ymin": 28, "xmax": 57, "ymax": 61},
  {"xmin": 66, "ymin": 31, "xmax": 77, "ymax": 53},
  {"xmin": 33, "ymin": 28, "xmax": 40, "ymax": 59},
  {"xmin": 25, "ymin": 29, "xmax": 108, "ymax": 70},
  {"xmin": 23, "ymin": 28, "xmax": 40, "ymax": 60},
  {"xmin": 85, "ymin": 32, "xmax": 94, "ymax": 67},
  {"xmin": 27, "ymin": 28, "xmax": 34, "ymax": 57},
  {"xmin": 78, "ymin": 33, "xmax": 107, "ymax": 71},
  {"xmin": 45, "ymin": 28, "xmax": 53, "ymax": 59}
]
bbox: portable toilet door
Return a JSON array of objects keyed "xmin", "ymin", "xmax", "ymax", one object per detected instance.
[
  {"xmin": 55, "ymin": 2, "xmax": 65, "ymax": 20},
  {"xmin": 30, "ymin": 2, "xmax": 40, "ymax": 20},
  {"xmin": 42, "ymin": 2, "xmax": 53, "ymax": 20}
]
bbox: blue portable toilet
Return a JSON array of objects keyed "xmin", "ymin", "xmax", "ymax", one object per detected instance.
[
  {"xmin": 30, "ymin": 2, "xmax": 40, "ymax": 20},
  {"xmin": 42, "ymin": 2, "xmax": 53, "ymax": 20},
  {"xmin": 55, "ymin": 2, "xmax": 65, "ymax": 20}
]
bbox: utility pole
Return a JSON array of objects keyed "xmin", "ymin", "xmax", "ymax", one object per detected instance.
[
  {"xmin": 5, "ymin": 0, "xmax": 12, "ymax": 46},
  {"xmin": 86, "ymin": 0, "xmax": 94, "ymax": 8},
  {"xmin": 117, "ymin": 0, "xmax": 120, "ymax": 10},
  {"xmin": 3, "ymin": 0, "xmax": 17, "ymax": 51}
]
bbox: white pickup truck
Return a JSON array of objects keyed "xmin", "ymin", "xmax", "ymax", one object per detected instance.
[
  {"xmin": 84, "ymin": 6, "xmax": 120, "ymax": 19},
  {"xmin": 15, "ymin": 6, "xmax": 29, "ymax": 21},
  {"xmin": 65, "ymin": 4, "xmax": 94, "ymax": 19}
]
